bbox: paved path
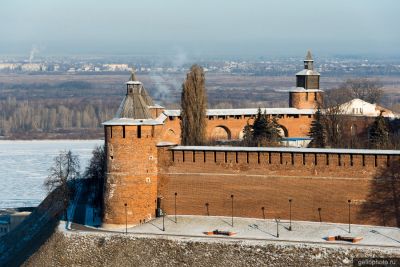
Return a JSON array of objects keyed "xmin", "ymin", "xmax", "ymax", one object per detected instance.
[{"xmin": 73, "ymin": 215, "xmax": 400, "ymax": 249}]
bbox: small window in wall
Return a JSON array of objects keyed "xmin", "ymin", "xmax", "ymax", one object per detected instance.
[
  {"xmin": 306, "ymin": 93, "xmax": 309, "ymax": 101},
  {"xmin": 122, "ymin": 126, "xmax": 126, "ymax": 138},
  {"xmin": 314, "ymin": 92, "xmax": 317, "ymax": 100},
  {"xmin": 137, "ymin": 125, "xmax": 142, "ymax": 138},
  {"xmin": 151, "ymin": 126, "xmax": 155, "ymax": 137},
  {"xmin": 110, "ymin": 126, "xmax": 113, "ymax": 138}
]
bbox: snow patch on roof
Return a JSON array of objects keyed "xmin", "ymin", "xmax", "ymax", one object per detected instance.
[
  {"xmin": 171, "ymin": 145, "xmax": 400, "ymax": 155},
  {"xmin": 164, "ymin": 108, "xmax": 314, "ymax": 117},
  {"xmin": 296, "ymin": 69, "xmax": 320, "ymax": 76}
]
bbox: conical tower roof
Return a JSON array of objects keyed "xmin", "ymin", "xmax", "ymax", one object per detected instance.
[
  {"xmin": 103, "ymin": 74, "xmax": 164, "ymax": 126},
  {"xmin": 114, "ymin": 73, "xmax": 153, "ymax": 119},
  {"xmin": 116, "ymin": 87, "xmax": 152, "ymax": 119}
]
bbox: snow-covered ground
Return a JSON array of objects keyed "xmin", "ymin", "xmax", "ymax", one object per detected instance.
[
  {"xmin": 95, "ymin": 215, "xmax": 400, "ymax": 248},
  {"xmin": 0, "ymin": 140, "xmax": 103, "ymax": 208}
]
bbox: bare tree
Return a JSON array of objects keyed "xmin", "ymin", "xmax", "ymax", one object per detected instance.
[
  {"xmin": 326, "ymin": 78, "xmax": 383, "ymax": 106},
  {"xmin": 180, "ymin": 64, "xmax": 208, "ymax": 145},
  {"xmin": 84, "ymin": 145, "xmax": 106, "ymax": 211},
  {"xmin": 44, "ymin": 150, "xmax": 80, "ymax": 220}
]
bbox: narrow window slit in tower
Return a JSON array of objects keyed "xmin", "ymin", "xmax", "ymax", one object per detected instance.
[
  {"xmin": 224, "ymin": 152, "xmax": 228, "ymax": 163},
  {"xmin": 137, "ymin": 125, "xmax": 142, "ymax": 138},
  {"xmin": 291, "ymin": 153, "xmax": 294, "ymax": 165},
  {"xmin": 374, "ymin": 155, "xmax": 378, "ymax": 167},
  {"xmin": 268, "ymin": 152, "xmax": 272, "ymax": 164},
  {"xmin": 193, "ymin": 151, "xmax": 196, "ymax": 162},
  {"xmin": 203, "ymin": 151, "xmax": 206, "ymax": 163},
  {"xmin": 314, "ymin": 154, "xmax": 317, "ymax": 165},
  {"xmin": 338, "ymin": 154, "xmax": 342, "ymax": 166},
  {"xmin": 387, "ymin": 155, "xmax": 390, "ymax": 167},
  {"xmin": 257, "ymin": 152, "xmax": 260, "ymax": 164},
  {"xmin": 279, "ymin": 153, "xmax": 283, "ymax": 164},
  {"xmin": 302, "ymin": 153, "xmax": 305, "ymax": 165},
  {"xmin": 235, "ymin": 152, "xmax": 238, "ymax": 163},
  {"xmin": 182, "ymin": 151, "xmax": 185, "ymax": 162},
  {"xmin": 246, "ymin": 152, "xmax": 249, "ymax": 164},
  {"xmin": 362, "ymin": 155, "xmax": 365, "ymax": 167},
  {"xmin": 151, "ymin": 126, "xmax": 155, "ymax": 137},
  {"xmin": 326, "ymin": 154, "xmax": 329, "ymax": 165},
  {"xmin": 214, "ymin": 151, "xmax": 217, "ymax": 163},
  {"xmin": 172, "ymin": 151, "xmax": 175, "ymax": 162},
  {"xmin": 110, "ymin": 126, "xmax": 113, "ymax": 138},
  {"xmin": 122, "ymin": 126, "xmax": 126, "ymax": 138},
  {"xmin": 350, "ymin": 154, "xmax": 353, "ymax": 166}
]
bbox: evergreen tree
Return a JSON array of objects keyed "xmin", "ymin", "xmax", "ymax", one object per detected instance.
[
  {"xmin": 246, "ymin": 108, "xmax": 282, "ymax": 146},
  {"xmin": 369, "ymin": 111, "xmax": 389, "ymax": 149},
  {"xmin": 252, "ymin": 108, "xmax": 268, "ymax": 144},
  {"xmin": 308, "ymin": 108, "xmax": 326, "ymax": 148},
  {"xmin": 242, "ymin": 121, "xmax": 253, "ymax": 146},
  {"xmin": 180, "ymin": 65, "xmax": 208, "ymax": 145},
  {"xmin": 268, "ymin": 116, "xmax": 282, "ymax": 145}
]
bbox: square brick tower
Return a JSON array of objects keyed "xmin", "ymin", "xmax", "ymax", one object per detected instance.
[
  {"xmin": 102, "ymin": 72, "xmax": 164, "ymax": 227},
  {"xmin": 289, "ymin": 50, "xmax": 323, "ymax": 109}
]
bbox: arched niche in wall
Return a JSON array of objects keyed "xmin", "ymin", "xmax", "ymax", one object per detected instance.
[{"xmin": 211, "ymin": 125, "xmax": 232, "ymax": 141}]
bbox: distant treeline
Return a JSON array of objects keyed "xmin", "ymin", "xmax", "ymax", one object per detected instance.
[
  {"xmin": 0, "ymin": 97, "xmax": 117, "ymax": 137},
  {"xmin": 0, "ymin": 81, "xmax": 93, "ymax": 90}
]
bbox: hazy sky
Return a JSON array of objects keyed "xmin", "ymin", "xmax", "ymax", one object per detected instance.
[{"xmin": 1, "ymin": 0, "xmax": 399, "ymax": 57}]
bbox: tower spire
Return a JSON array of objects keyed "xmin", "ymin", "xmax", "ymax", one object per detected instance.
[
  {"xmin": 129, "ymin": 68, "xmax": 137, "ymax": 81},
  {"xmin": 305, "ymin": 50, "xmax": 313, "ymax": 61},
  {"xmin": 304, "ymin": 50, "xmax": 314, "ymax": 70}
]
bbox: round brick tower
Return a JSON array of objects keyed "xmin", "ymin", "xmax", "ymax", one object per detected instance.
[
  {"xmin": 102, "ymin": 73, "xmax": 163, "ymax": 226},
  {"xmin": 289, "ymin": 50, "xmax": 323, "ymax": 109}
]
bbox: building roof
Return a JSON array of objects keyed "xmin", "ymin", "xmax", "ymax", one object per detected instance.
[
  {"xmin": 296, "ymin": 69, "xmax": 320, "ymax": 76},
  {"xmin": 103, "ymin": 74, "xmax": 158, "ymax": 125},
  {"xmin": 115, "ymin": 88, "xmax": 153, "ymax": 119},
  {"xmin": 164, "ymin": 107, "xmax": 315, "ymax": 117},
  {"xmin": 170, "ymin": 145, "xmax": 400, "ymax": 155},
  {"xmin": 102, "ymin": 118, "xmax": 164, "ymax": 126},
  {"xmin": 338, "ymin": 98, "xmax": 397, "ymax": 118},
  {"xmin": 278, "ymin": 88, "xmax": 323, "ymax": 93}
]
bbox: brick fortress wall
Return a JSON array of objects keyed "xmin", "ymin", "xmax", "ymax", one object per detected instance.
[{"xmin": 157, "ymin": 146, "xmax": 399, "ymax": 226}]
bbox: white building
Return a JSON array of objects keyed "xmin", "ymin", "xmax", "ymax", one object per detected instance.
[{"xmin": 339, "ymin": 98, "xmax": 397, "ymax": 118}]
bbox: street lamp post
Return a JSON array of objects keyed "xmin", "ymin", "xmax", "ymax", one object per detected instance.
[
  {"xmin": 162, "ymin": 210, "xmax": 165, "ymax": 231},
  {"xmin": 289, "ymin": 199, "xmax": 292, "ymax": 231},
  {"xmin": 205, "ymin": 203, "xmax": 209, "ymax": 216},
  {"xmin": 261, "ymin": 207, "xmax": 265, "ymax": 220},
  {"xmin": 348, "ymin": 199, "xmax": 351, "ymax": 233},
  {"xmin": 275, "ymin": 217, "xmax": 280, "ymax": 238},
  {"xmin": 124, "ymin": 203, "xmax": 127, "ymax": 235},
  {"xmin": 231, "ymin": 194, "xmax": 234, "ymax": 227},
  {"xmin": 318, "ymin": 208, "xmax": 322, "ymax": 223},
  {"xmin": 174, "ymin": 192, "xmax": 177, "ymax": 223}
]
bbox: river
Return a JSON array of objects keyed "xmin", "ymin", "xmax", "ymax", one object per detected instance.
[{"xmin": 0, "ymin": 140, "xmax": 103, "ymax": 208}]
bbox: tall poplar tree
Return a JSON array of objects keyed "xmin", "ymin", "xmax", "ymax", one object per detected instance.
[{"xmin": 180, "ymin": 65, "xmax": 207, "ymax": 145}]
